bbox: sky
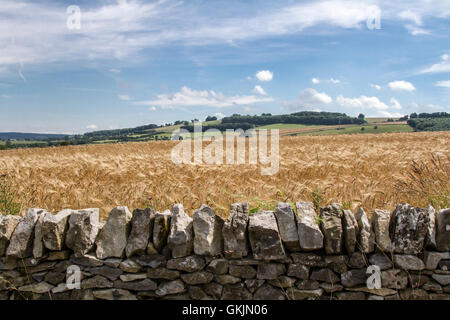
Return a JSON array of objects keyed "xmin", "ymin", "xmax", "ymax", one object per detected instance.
[{"xmin": 0, "ymin": 0, "xmax": 449, "ymax": 134}]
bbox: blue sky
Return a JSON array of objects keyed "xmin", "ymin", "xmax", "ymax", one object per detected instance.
[{"xmin": 0, "ymin": 0, "xmax": 449, "ymax": 134}]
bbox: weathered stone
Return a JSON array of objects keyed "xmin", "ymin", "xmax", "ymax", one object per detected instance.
[
  {"xmin": 65, "ymin": 208, "xmax": 100, "ymax": 255},
  {"xmin": 71, "ymin": 289, "xmax": 94, "ymax": 300},
  {"xmin": 136, "ymin": 254, "xmax": 166, "ymax": 268},
  {"xmin": 347, "ymin": 286, "xmax": 397, "ymax": 297},
  {"xmin": 180, "ymin": 271, "xmax": 214, "ymax": 285},
  {"xmin": 348, "ymin": 252, "xmax": 367, "ymax": 269},
  {"xmin": 310, "ymin": 268, "xmax": 339, "ymax": 284},
  {"xmin": 0, "ymin": 270, "xmax": 27, "ymax": 290},
  {"xmin": 32, "ymin": 212, "xmax": 46, "ymax": 258},
  {"xmin": 368, "ymin": 253, "xmax": 392, "ymax": 270},
  {"xmin": 244, "ymin": 279, "xmax": 265, "ymax": 293},
  {"xmin": 152, "ymin": 210, "xmax": 171, "ymax": 252},
  {"xmin": 341, "ymin": 269, "xmax": 368, "ymax": 287},
  {"xmin": 436, "ymin": 208, "xmax": 449, "ymax": 252},
  {"xmin": 193, "ymin": 204, "xmax": 224, "ymax": 256},
  {"xmin": 354, "ymin": 207, "xmax": 375, "ymax": 253},
  {"xmin": 389, "ymin": 204, "xmax": 430, "ymax": 254},
  {"xmin": 319, "ymin": 204, "xmax": 343, "ymax": 254},
  {"xmin": 393, "ymin": 254, "xmax": 425, "ymax": 271},
  {"xmin": 254, "ymin": 283, "xmax": 285, "ymax": 300},
  {"xmin": 221, "ymin": 283, "xmax": 252, "ymax": 300},
  {"xmin": 257, "ymin": 263, "xmax": 286, "ymax": 280},
  {"xmin": 295, "ymin": 202, "xmax": 323, "ymax": 251},
  {"xmin": 96, "ymin": 206, "xmax": 132, "ymax": 259},
  {"xmin": 0, "ymin": 215, "xmax": 20, "ymax": 256},
  {"xmin": 147, "ymin": 267, "xmax": 180, "ymax": 280},
  {"xmin": 223, "ymin": 203, "xmax": 249, "ymax": 259},
  {"xmin": 114, "ymin": 278, "xmax": 157, "ymax": 291},
  {"xmin": 51, "ymin": 283, "xmax": 70, "ymax": 294},
  {"xmin": 368, "ymin": 295, "xmax": 384, "ymax": 300},
  {"xmin": 167, "ymin": 204, "xmax": 193, "ymax": 258},
  {"xmin": 325, "ymin": 255, "xmax": 348, "ymax": 274},
  {"xmin": 47, "ymin": 250, "xmax": 70, "ymax": 261},
  {"xmin": 166, "ymin": 255, "xmax": 206, "ymax": 272},
  {"xmin": 274, "ymin": 202, "xmax": 300, "ymax": 251},
  {"xmin": 409, "ymin": 274, "xmax": 429, "ymax": 288},
  {"xmin": 93, "ymin": 289, "xmax": 137, "ymax": 300},
  {"xmin": 206, "ymin": 259, "xmax": 228, "ymax": 275},
  {"xmin": 372, "ymin": 209, "xmax": 392, "ymax": 252},
  {"xmin": 380, "ymin": 269, "xmax": 408, "ymax": 290},
  {"xmin": 42, "ymin": 209, "xmax": 71, "ymax": 251},
  {"xmin": 291, "ymin": 252, "xmax": 325, "ymax": 267},
  {"xmin": 125, "ymin": 208, "xmax": 155, "ymax": 258},
  {"xmin": 342, "ymin": 210, "xmax": 358, "ymax": 254},
  {"xmin": 146, "ymin": 242, "xmax": 158, "ymax": 255},
  {"xmin": 18, "ymin": 282, "xmax": 54, "ymax": 294},
  {"xmin": 7, "ymin": 208, "xmax": 43, "ymax": 258},
  {"xmin": 203, "ymin": 282, "xmax": 223, "ymax": 299},
  {"xmin": 426, "ymin": 205, "xmax": 437, "ymax": 248},
  {"xmin": 248, "ymin": 210, "xmax": 286, "ymax": 260},
  {"xmin": 188, "ymin": 286, "xmax": 212, "ymax": 300},
  {"xmin": 287, "ymin": 288, "xmax": 323, "ymax": 300},
  {"xmin": 155, "ymin": 280, "xmax": 185, "ymax": 296},
  {"xmin": 268, "ymin": 276, "xmax": 296, "ymax": 288},
  {"xmin": 82, "ymin": 275, "xmax": 113, "ymax": 289},
  {"xmin": 335, "ymin": 291, "xmax": 365, "ymax": 300},
  {"xmin": 296, "ymin": 280, "xmax": 320, "ymax": 290},
  {"xmin": 89, "ymin": 266, "xmax": 123, "ymax": 281},
  {"xmin": 229, "ymin": 265, "xmax": 256, "ymax": 279},
  {"xmin": 400, "ymin": 288, "xmax": 429, "ymax": 300},
  {"xmin": 432, "ymin": 274, "xmax": 450, "ymax": 286},
  {"xmin": 70, "ymin": 253, "xmax": 103, "ymax": 267},
  {"xmin": 287, "ymin": 264, "xmax": 309, "ymax": 280},
  {"xmin": 439, "ymin": 260, "xmax": 450, "ymax": 271},
  {"xmin": 214, "ymin": 275, "xmax": 241, "ymax": 285},
  {"xmin": 44, "ymin": 272, "xmax": 65, "ymax": 285},
  {"xmin": 119, "ymin": 259, "xmax": 142, "ymax": 273},
  {"xmin": 228, "ymin": 258, "xmax": 261, "ymax": 266},
  {"xmin": 320, "ymin": 282, "xmax": 344, "ymax": 293},
  {"xmin": 429, "ymin": 293, "xmax": 450, "ymax": 300},
  {"xmin": 119, "ymin": 273, "xmax": 147, "ymax": 282},
  {"xmin": 423, "ymin": 280, "xmax": 443, "ymax": 292}
]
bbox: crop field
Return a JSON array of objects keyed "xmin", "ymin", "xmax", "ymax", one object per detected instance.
[{"xmin": 0, "ymin": 131, "xmax": 449, "ymax": 219}]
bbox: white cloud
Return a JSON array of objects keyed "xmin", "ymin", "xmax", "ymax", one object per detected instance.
[
  {"xmin": 337, "ymin": 94, "xmax": 403, "ymax": 117},
  {"xmin": 118, "ymin": 94, "xmax": 130, "ymax": 101},
  {"xmin": 283, "ymin": 88, "xmax": 332, "ymax": 111},
  {"xmin": 370, "ymin": 83, "xmax": 382, "ymax": 90},
  {"xmin": 398, "ymin": 10, "xmax": 423, "ymax": 26},
  {"xmin": 419, "ymin": 54, "xmax": 450, "ymax": 74},
  {"xmin": 388, "ymin": 80, "xmax": 416, "ymax": 92},
  {"xmin": 404, "ymin": 24, "xmax": 430, "ymax": 36},
  {"xmin": 436, "ymin": 80, "xmax": 450, "ymax": 88},
  {"xmin": 214, "ymin": 112, "xmax": 225, "ymax": 119},
  {"xmin": 255, "ymin": 70, "xmax": 273, "ymax": 82},
  {"xmin": 86, "ymin": 124, "xmax": 98, "ymax": 130},
  {"xmin": 329, "ymin": 78, "xmax": 340, "ymax": 84},
  {"xmin": 253, "ymin": 85, "xmax": 267, "ymax": 95},
  {"xmin": 135, "ymin": 86, "xmax": 273, "ymax": 109},
  {"xmin": 312, "ymin": 78, "xmax": 320, "ymax": 84},
  {"xmin": 109, "ymin": 69, "xmax": 121, "ymax": 73}
]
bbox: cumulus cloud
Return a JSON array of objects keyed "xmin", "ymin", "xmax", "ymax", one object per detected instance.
[
  {"xmin": 419, "ymin": 54, "xmax": 450, "ymax": 74},
  {"xmin": 388, "ymin": 80, "xmax": 416, "ymax": 91},
  {"xmin": 312, "ymin": 78, "xmax": 320, "ymax": 84},
  {"xmin": 370, "ymin": 83, "xmax": 382, "ymax": 90},
  {"xmin": 118, "ymin": 94, "xmax": 130, "ymax": 101},
  {"xmin": 253, "ymin": 85, "xmax": 267, "ymax": 95},
  {"xmin": 255, "ymin": 70, "xmax": 273, "ymax": 82},
  {"xmin": 337, "ymin": 94, "xmax": 403, "ymax": 117},
  {"xmin": 283, "ymin": 88, "xmax": 332, "ymax": 111},
  {"xmin": 329, "ymin": 78, "xmax": 340, "ymax": 84},
  {"xmin": 86, "ymin": 124, "xmax": 98, "ymax": 130},
  {"xmin": 134, "ymin": 86, "xmax": 273, "ymax": 109},
  {"xmin": 312, "ymin": 77, "xmax": 340, "ymax": 84},
  {"xmin": 436, "ymin": 80, "xmax": 450, "ymax": 88},
  {"xmin": 214, "ymin": 112, "xmax": 225, "ymax": 119}
]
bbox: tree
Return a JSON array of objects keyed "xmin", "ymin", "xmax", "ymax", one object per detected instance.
[
  {"xmin": 410, "ymin": 112, "xmax": 418, "ymax": 119},
  {"xmin": 205, "ymin": 116, "xmax": 218, "ymax": 122},
  {"xmin": 358, "ymin": 113, "xmax": 365, "ymax": 120}
]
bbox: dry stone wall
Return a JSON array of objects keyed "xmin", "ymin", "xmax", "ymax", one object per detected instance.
[{"xmin": 0, "ymin": 202, "xmax": 449, "ymax": 300}]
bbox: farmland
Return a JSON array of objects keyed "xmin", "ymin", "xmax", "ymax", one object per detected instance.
[{"xmin": 1, "ymin": 131, "xmax": 448, "ymax": 219}]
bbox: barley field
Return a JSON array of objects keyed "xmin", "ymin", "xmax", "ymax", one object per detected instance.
[{"xmin": 0, "ymin": 131, "xmax": 449, "ymax": 219}]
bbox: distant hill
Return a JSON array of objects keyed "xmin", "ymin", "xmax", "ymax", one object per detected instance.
[{"xmin": 0, "ymin": 132, "xmax": 68, "ymax": 140}]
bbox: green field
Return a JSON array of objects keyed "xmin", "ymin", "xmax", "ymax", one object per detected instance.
[
  {"xmin": 255, "ymin": 123, "xmax": 321, "ymax": 130},
  {"xmin": 365, "ymin": 117, "xmax": 399, "ymax": 123},
  {"xmin": 298, "ymin": 124, "xmax": 413, "ymax": 136}
]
